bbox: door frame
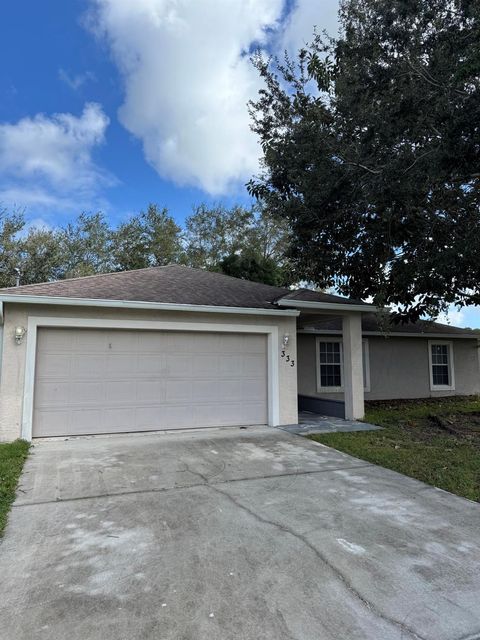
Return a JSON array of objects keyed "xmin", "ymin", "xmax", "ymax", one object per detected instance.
[{"xmin": 22, "ymin": 316, "xmax": 280, "ymax": 440}]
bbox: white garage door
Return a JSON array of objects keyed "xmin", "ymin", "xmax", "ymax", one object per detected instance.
[{"xmin": 33, "ymin": 328, "xmax": 268, "ymax": 437}]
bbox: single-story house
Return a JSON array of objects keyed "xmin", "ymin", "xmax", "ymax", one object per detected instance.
[{"xmin": 0, "ymin": 264, "xmax": 478, "ymax": 441}]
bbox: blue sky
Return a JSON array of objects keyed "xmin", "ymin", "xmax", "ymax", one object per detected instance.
[
  {"xmin": 0, "ymin": 0, "xmax": 332, "ymax": 227},
  {"xmin": 0, "ymin": 1, "xmax": 478, "ymax": 327}
]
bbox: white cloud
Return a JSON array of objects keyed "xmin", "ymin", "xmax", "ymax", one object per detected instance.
[
  {"xmin": 437, "ymin": 307, "xmax": 467, "ymax": 327},
  {"xmin": 59, "ymin": 68, "xmax": 96, "ymax": 91},
  {"xmin": 280, "ymin": 0, "xmax": 339, "ymax": 54},
  {"xmin": 89, "ymin": 0, "xmax": 284, "ymax": 194},
  {"xmin": 89, "ymin": 0, "xmax": 337, "ymax": 195},
  {"xmin": 0, "ymin": 103, "xmax": 114, "ymax": 213}
]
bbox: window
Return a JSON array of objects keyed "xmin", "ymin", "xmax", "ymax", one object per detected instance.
[
  {"xmin": 316, "ymin": 338, "xmax": 370, "ymax": 392},
  {"xmin": 317, "ymin": 340, "xmax": 343, "ymax": 390},
  {"xmin": 429, "ymin": 341, "xmax": 455, "ymax": 390}
]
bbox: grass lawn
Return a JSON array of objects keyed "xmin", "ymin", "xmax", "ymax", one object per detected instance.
[
  {"xmin": 0, "ymin": 440, "xmax": 30, "ymax": 536},
  {"xmin": 308, "ymin": 396, "xmax": 480, "ymax": 502}
]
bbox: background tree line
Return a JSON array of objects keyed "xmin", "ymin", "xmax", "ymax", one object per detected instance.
[{"xmin": 0, "ymin": 203, "xmax": 292, "ymax": 288}]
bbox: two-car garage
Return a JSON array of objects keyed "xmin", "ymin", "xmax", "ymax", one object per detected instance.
[{"xmin": 32, "ymin": 327, "xmax": 269, "ymax": 437}]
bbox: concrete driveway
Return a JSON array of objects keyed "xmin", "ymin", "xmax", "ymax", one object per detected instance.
[{"xmin": 1, "ymin": 427, "xmax": 480, "ymax": 640}]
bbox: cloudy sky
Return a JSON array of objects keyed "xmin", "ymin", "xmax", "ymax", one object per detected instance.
[{"xmin": 0, "ymin": 1, "xmax": 477, "ymax": 327}]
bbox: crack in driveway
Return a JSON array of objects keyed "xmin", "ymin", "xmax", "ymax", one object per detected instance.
[
  {"xmin": 208, "ymin": 482, "xmax": 428, "ymax": 640},
  {"xmin": 12, "ymin": 463, "xmax": 372, "ymax": 508}
]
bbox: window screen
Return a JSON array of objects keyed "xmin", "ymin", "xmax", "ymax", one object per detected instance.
[
  {"xmin": 431, "ymin": 344, "xmax": 450, "ymax": 386},
  {"xmin": 318, "ymin": 341, "xmax": 342, "ymax": 388}
]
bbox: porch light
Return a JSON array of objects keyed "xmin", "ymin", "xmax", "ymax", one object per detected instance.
[
  {"xmin": 14, "ymin": 326, "xmax": 26, "ymax": 345},
  {"xmin": 282, "ymin": 333, "xmax": 290, "ymax": 348}
]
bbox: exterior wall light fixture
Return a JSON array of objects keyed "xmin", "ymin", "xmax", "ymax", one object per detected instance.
[
  {"xmin": 14, "ymin": 326, "xmax": 26, "ymax": 345},
  {"xmin": 282, "ymin": 333, "xmax": 290, "ymax": 348}
]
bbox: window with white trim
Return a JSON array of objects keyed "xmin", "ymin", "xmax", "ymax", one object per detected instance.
[
  {"xmin": 429, "ymin": 341, "xmax": 455, "ymax": 390},
  {"xmin": 316, "ymin": 338, "xmax": 370, "ymax": 392},
  {"xmin": 317, "ymin": 340, "xmax": 343, "ymax": 390}
]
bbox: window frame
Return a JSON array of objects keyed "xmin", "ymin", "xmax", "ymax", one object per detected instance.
[
  {"xmin": 315, "ymin": 337, "xmax": 370, "ymax": 393},
  {"xmin": 362, "ymin": 338, "xmax": 371, "ymax": 393},
  {"xmin": 316, "ymin": 337, "xmax": 344, "ymax": 392},
  {"xmin": 428, "ymin": 340, "xmax": 455, "ymax": 391}
]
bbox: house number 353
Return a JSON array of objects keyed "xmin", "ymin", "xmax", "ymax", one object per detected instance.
[{"xmin": 281, "ymin": 350, "xmax": 295, "ymax": 367}]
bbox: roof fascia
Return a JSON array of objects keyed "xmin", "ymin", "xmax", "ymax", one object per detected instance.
[
  {"xmin": 0, "ymin": 294, "xmax": 300, "ymax": 317},
  {"xmin": 297, "ymin": 328, "xmax": 479, "ymax": 339},
  {"xmin": 277, "ymin": 297, "xmax": 377, "ymax": 313}
]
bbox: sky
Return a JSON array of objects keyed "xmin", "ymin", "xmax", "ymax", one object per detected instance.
[{"xmin": 0, "ymin": 1, "xmax": 478, "ymax": 327}]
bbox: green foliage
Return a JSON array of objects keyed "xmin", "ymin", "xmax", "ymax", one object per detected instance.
[
  {"xmin": 0, "ymin": 440, "xmax": 30, "ymax": 536},
  {"xmin": 19, "ymin": 228, "xmax": 64, "ymax": 285},
  {"xmin": 184, "ymin": 203, "xmax": 254, "ymax": 268},
  {"xmin": 0, "ymin": 202, "xmax": 292, "ymax": 287},
  {"xmin": 0, "ymin": 209, "xmax": 25, "ymax": 288},
  {"xmin": 111, "ymin": 204, "xmax": 184, "ymax": 270},
  {"xmin": 57, "ymin": 212, "xmax": 113, "ymax": 279},
  {"xmin": 219, "ymin": 250, "xmax": 287, "ymax": 286},
  {"xmin": 309, "ymin": 396, "xmax": 480, "ymax": 501},
  {"xmin": 249, "ymin": 0, "xmax": 480, "ymax": 321}
]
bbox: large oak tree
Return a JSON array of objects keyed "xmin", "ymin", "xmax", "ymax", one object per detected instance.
[{"xmin": 248, "ymin": 0, "xmax": 480, "ymax": 320}]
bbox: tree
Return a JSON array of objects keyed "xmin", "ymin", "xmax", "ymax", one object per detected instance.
[
  {"xmin": 57, "ymin": 212, "xmax": 113, "ymax": 279},
  {"xmin": 112, "ymin": 204, "xmax": 184, "ymax": 270},
  {"xmin": 184, "ymin": 203, "xmax": 254, "ymax": 268},
  {"xmin": 248, "ymin": 0, "xmax": 480, "ymax": 321},
  {"xmin": 0, "ymin": 209, "xmax": 25, "ymax": 288},
  {"xmin": 19, "ymin": 228, "xmax": 63, "ymax": 285},
  {"xmin": 219, "ymin": 250, "xmax": 288, "ymax": 286}
]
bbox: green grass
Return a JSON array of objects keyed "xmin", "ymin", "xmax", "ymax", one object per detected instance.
[
  {"xmin": 308, "ymin": 396, "xmax": 480, "ymax": 502},
  {"xmin": 0, "ymin": 440, "xmax": 30, "ymax": 536}
]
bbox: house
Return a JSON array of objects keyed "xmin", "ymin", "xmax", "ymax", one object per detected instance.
[{"xmin": 0, "ymin": 264, "xmax": 478, "ymax": 441}]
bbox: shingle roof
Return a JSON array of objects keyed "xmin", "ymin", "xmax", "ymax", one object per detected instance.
[
  {"xmin": 301, "ymin": 313, "xmax": 479, "ymax": 337},
  {"xmin": 0, "ymin": 265, "xmax": 289, "ymax": 309},
  {"xmin": 278, "ymin": 288, "xmax": 373, "ymax": 307},
  {"xmin": 2, "ymin": 266, "xmax": 473, "ymax": 336}
]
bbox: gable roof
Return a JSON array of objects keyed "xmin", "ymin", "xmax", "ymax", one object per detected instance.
[{"xmin": 300, "ymin": 313, "xmax": 480, "ymax": 338}]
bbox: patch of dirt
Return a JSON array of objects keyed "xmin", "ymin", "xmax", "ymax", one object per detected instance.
[
  {"xmin": 366, "ymin": 395, "xmax": 479, "ymax": 411},
  {"xmin": 429, "ymin": 412, "xmax": 480, "ymax": 436}
]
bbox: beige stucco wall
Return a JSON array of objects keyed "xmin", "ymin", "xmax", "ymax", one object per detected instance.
[
  {"xmin": 0, "ymin": 303, "xmax": 298, "ymax": 441},
  {"xmin": 298, "ymin": 333, "xmax": 480, "ymax": 402}
]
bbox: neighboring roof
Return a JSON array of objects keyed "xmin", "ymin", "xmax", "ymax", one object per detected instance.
[
  {"xmin": 300, "ymin": 313, "xmax": 480, "ymax": 338},
  {"xmin": 278, "ymin": 288, "xmax": 371, "ymax": 307}
]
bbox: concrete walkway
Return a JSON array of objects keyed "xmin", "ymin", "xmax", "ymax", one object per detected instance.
[
  {"xmin": 281, "ymin": 411, "xmax": 382, "ymax": 435},
  {"xmin": 1, "ymin": 426, "xmax": 479, "ymax": 640}
]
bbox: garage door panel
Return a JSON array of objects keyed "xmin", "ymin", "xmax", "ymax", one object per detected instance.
[
  {"xmin": 102, "ymin": 407, "xmax": 136, "ymax": 430},
  {"xmin": 70, "ymin": 381, "xmax": 106, "ymax": 405},
  {"xmin": 34, "ymin": 410, "xmax": 69, "ymax": 436},
  {"xmin": 105, "ymin": 354, "xmax": 137, "ymax": 376},
  {"xmin": 33, "ymin": 328, "xmax": 268, "ymax": 437},
  {"xmin": 136, "ymin": 380, "xmax": 166, "ymax": 402},
  {"xmin": 191, "ymin": 379, "xmax": 238, "ymax": 402},
  {"xmin": 35, "ymin": 353, "xmax": 71, "ymax": 378},
  {"xmin": 242, "ymin": 353, "xmax": 266, "ymax": 375},
  {"xmin": 165, "ymin": 379, "xmax": 193, "ymax": 402},
  {"xmin": 34, "ymin": 381, "xmax": 71, "ymax": 407},
  {"xmin": 165, "ymin": 354, "xmax": 193, "ymax": 376},
  {"xmin": 242, "ymin": 379, "xmax": 267, "ymax": 401},
  {"xmin": 104, "ymin": 380, "xmax": 135, "ymax": 403},
  {"xmin": 135, "ymin": 354, "xmax": 166, "ymax": 376},
  {"xmin": 71, "ymin": 354, "xmax": 106, "ymax": 378}
]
